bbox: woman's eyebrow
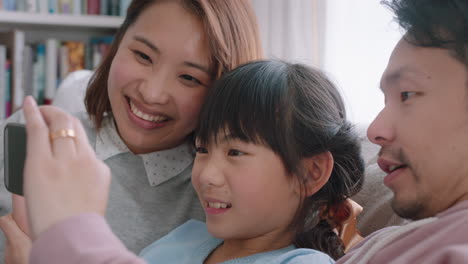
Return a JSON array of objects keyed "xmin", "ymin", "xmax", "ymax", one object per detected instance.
[
  {"xmin": 183, "ymin": 61, "xmax": 210, "ymax": 75},
  {"xmin": 133, "ymin": 35, "xmax": 210, "ymax": 75},
  {"xmin": 134, "ymin": 35, "xmax": 160, "ymax": 54}
]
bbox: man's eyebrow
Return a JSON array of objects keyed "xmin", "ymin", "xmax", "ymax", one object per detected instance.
[
  {"xmin": 380, "ymin": 66, "xmax": 430, "ymax": 91},
  {"xmin": 134, "ymin": 36, "xmax": 160, "ymax": 54}
]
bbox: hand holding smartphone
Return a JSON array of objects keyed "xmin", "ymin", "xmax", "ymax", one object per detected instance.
[{"xmin": 4, "ymin": 123, "xmax": 26, "ymax": 196}]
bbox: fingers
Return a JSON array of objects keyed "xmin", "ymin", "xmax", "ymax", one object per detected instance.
[
  {"xmin": 71, "ymin": 115, "xmax": 95, "ymax": 156},
  {"xmin": 22, "ymin": 97, "xmax": 52, "ymax": 159},
  {"xmin": 345, "ymin": 198, "xmax": 363, "ymax": 219},
  {"xmin": 39, "ymin": 106, "xmax": 77, "ymax": 158},
  {"xmin": 0, "ymin": 215, "xmax": 27, "ymax": 244},
  {"xmin": 0, "ymin": 214, "xmax": 32, "ymax": 264},
  {"xmin": 23, "ymin": 97, "xmax": 92, "ymax": 159}
]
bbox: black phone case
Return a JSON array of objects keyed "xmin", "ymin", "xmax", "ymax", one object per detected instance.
[{"xmin": 4, "ymin": 123, "xmax": 26, "ymax": 196}]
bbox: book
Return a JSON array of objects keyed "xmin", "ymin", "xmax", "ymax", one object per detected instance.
[
  {"xmin": 45, "ymin": 38, "xmax": 58, "ymax": 105},
  {"xmin": 49, "ymin": 0, "xmax": 57, "ymax": 13},
  {"xmin": 109, "ymin": 0, "xmax": 119, "ymax": 16},
  {"xmin": 67, "ymin": 41, "xmax": 85, "ymax": 73},
  {"xmin": 59, "ymin": 44, "xmax": 69, "ymax": 80},
  {"xmin": 59, "ymin": 0, "xmax": 72, "ymax": 14},
  {"xmin": 0, "ymin": 45, "xmax": 6, "ymax": 119},
  {"xmin": 92, "ymin": 44, "xmax": 102, "ymax": 68},
  {"xmin": 0, "ymin": 30, "xmax": 25, "ymax": 112},
  {"xmin": 33, "ymin": 44, "xmax": 46, "ymax": 104},
  {"xmin": 72, "ymin": 0, "xmax": 81, "ymax": 15},
  {"xmin": 22, "ymin": 45, "xmax": 34, "ymax": 98},
  {"xmin": 87, "ymin": 0, "xmax": 100, "ymax": 15},
  {"xmin": 89, "ymin": 35, "xmax": 113, "ymax": 68},
  {"xmin": 100, "ymin": 0, "xmax": 108, "ymax": 15},
  {"xmin": 3, "ymin": 0, "xmax": 16, "ymax": 11},
  {"xmin": 25, "ymin": 0, "xmax": 37, "ymax": 12},
  {"xmin": 120, "ymin": 0, "xmax": 130, "ymax": 17},
  {"xmin": 81, "ymin": 0, "xmax": 87, "ymax": 16},
  {"xmin": 5, "ymin": 60, "xmax": 11, "ymax": 117},
  {"xmin": 38, "ymin": 0, "xmax": 48, "ymax": 13},
  {"xmin": 16, "ymin": 0, "xmax": 26, "ymax": 11}
]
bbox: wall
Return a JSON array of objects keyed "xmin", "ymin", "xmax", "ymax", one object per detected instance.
[{"xmin": 322, "ymin": 0, "xmax": 403, "ymax": 124}]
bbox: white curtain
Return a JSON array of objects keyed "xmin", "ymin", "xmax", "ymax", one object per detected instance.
[
  {"xmin": 251, "ymin": 0, "xmax": 325, "ymax": 67},
  {"xmin": 252, "ymin": 0, "xmax": 403, "ymax": 124},
  {"xmin": 322, "ymin": 0, "xmax": 402, "ymax": 124}
]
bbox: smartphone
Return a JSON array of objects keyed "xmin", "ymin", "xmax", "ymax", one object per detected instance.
[{"xmin": 4, "ymin": 123, "xmax": 26, "ymax": 196}]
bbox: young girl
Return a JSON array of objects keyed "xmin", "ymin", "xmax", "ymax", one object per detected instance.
[
  {"xmin": 20, "ymin": 60, "xmax": 365, "ymax": 263},
  {"xmin": 0, "ymin": 0, "xmax": 262, "ymax": 262}
]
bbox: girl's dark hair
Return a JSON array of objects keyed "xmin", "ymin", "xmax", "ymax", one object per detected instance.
[
  {"xmin": 382, "ymin": 0, "xmax": 468, "ymax": 66},
  {"xmin": 196, "ymin": 60, "xmax": 365, "ymax": 260},
  {"xmin": 85, "ymin": 0, "xmax": 263, "ymax": 129}
]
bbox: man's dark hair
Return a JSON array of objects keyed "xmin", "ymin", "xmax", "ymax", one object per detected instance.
[{"xmin": 382, "ymin": 0, "xmax": 468, "ymax": 66}]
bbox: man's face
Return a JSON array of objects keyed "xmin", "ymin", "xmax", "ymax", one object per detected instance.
[{"xmin": 367, "ymin": 37, "xmax": 468, "ymax": 220}]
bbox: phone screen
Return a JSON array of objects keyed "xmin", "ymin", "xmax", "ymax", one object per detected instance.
[{"xmin": 4, "ymin": 123, "xmax": 26, "ymax": 196}]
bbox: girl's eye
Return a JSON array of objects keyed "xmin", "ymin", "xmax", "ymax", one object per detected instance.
[
  {"xmin": 400, "ymin": 91, "xmax": 416, "ymax": 102},
  {"xmin": 180, "ymin": 74, "xmax": 202, "ymax": 87},
  {"xmin": 133, "ymin": 50, "xmax": 152, "ymax": 64},
  {"xmin": 195, "ymin": 147, "xmax": 208, "ymax": 154},
  {"xmin": 228, "ymin": 149, "xmax": 245, "ymax": 156}
]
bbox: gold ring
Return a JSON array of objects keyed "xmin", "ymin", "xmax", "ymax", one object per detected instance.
[{"xmin": 49, "ymin": 129, "xmax": 76, "ymax": 141}]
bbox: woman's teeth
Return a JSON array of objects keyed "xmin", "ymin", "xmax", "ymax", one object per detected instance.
[
  {"xmin": 130, "ymin": 101, "xmax": 167, "ymax": 122},
  {"xmin": 208, "ymin": 202, "xmax": 231, "ymax": 209}
]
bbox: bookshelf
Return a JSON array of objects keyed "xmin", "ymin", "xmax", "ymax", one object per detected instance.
[
  {"xmin": 0, "ymin": 10, "xmax": 122, "ymax": 118},
  {"xmin": 0, "ymin": 10, "xmax": 123, "ymax": 42},
  {"xmin": 0, "ymin": 10, "xmax": 123, "ymax": 29}
]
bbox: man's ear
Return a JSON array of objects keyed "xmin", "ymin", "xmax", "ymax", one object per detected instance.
[{"xmin": 301, "ymin": 151, "xmax": 334, "ymax": 197}]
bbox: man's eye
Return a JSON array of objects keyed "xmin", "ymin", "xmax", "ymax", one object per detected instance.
[
  {"xmin": 228, "ymin": 149, "xmax": 245, "ymax": 156},
  {"xmin": 195, "ymin": 147, "xmax": 208, "ymax": 154},
  {"xmin": 401, "ymin": 91, "xmax": 416, "ymax": 102}
]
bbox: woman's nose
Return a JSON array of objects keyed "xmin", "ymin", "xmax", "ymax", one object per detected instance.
[{"xmin": 138, "ymin": 73, "xmax": 171, "ymax": 105}]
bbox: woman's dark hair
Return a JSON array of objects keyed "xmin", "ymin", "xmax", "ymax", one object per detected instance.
[
  {"xmin": 382, "ymin": 0, "xmax": 468, "ymax": 66},
  {"xmin": 85, "ymin": 0, "xmax": 263, "ymax": 129},
  {"xmin": 195, "ymin": 60, "xmax": 365, "ymax": 260}
]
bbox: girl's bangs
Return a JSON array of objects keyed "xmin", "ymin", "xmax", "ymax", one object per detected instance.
[{"xmin": 195, "ymin": 61, "xmax": 288, "ymax": 149}]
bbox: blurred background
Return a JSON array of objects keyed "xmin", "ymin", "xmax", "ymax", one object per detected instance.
[{"xmin": 252, "ymin": 0, "xmax": 402, "ymax": 124}]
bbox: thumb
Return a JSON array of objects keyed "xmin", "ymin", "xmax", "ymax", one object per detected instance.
[{"xmin": 12, "ymin": 195, "xmax": 30, "ymax": 237}]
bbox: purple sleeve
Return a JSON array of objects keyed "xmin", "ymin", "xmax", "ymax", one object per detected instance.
[{"xmin": 30, "ymin": 213, "xmax": 146, "ymax": 264}]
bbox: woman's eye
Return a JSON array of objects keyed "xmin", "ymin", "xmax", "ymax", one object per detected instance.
[
  {"xmin": 228, "ymin": 149, "xmax": 245, "ymax": 156},
  {"xmin": 195, "ymin": 147, "xmax": 208, "ymax": 154},
  {"xmin": 180, "ymin": 74, "xmax": 202, "ymax": 86},
  {"xmin": 400, "ymin": 91, "xmax": 416, "ymax": 102},
  {"xmin": 133, "ymin": 50, "xmax": 152, "ymax": 63}
]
